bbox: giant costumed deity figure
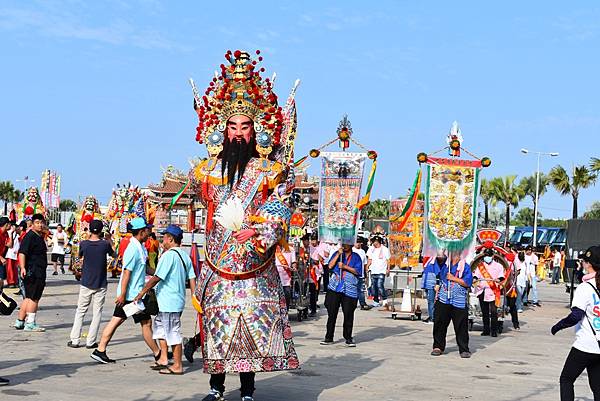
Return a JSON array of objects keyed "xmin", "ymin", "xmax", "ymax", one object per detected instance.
[
  {"xmin": 190, "ymin": 50, "xmax": 300, "ymax": 400},
  {"xmin": 67, "ymin": 195, "xmax": 103, "ymax": 276},
  {"xmin": 17, "ymin": 187, "xmax": 46, "ymax": 222}
]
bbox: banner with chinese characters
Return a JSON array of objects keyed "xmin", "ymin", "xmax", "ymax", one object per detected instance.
[
  {"xmin": 318, "ymin": 152, "xmax": 366, "ymax": 244},
  {"xmin": 423, "ymin": 157, "xmax": 481, "ymax": 256},
  {"xmin": 40, "ymin": 169, "xmax": 61, "ymax": 209},
  {"xmin": 389, "ymin": 199, "xmax": 424, "ymax": 268}
]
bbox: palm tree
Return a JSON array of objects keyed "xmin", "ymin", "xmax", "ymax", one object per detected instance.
[
  {"xmin": 549, "ymin": 165, "xmax": 598, "ymax": 219},
  {"xmin": 59, "ymin": 199, "xmax": 78, "ymax": 212},
  {"xmin": 479, "ymin": 178, "xmax": 494, "ymax": 227},
  {"xmin": 591, "ymin": 157, "xmax": 600, "ymax": 173},
  {"xmin": 362, "ymin": 199, "xmax": 390, "ymax": 220},
  {"xmin": 0, "ymin": 181, "xmax": 16, "ymax": 216},
  {"xmin": 518, "ymin": 173, "xmax": 549, "ymax": 211},
  {"xmin": 490, "ymin": 176, "xmax": 524, "ymax": 245}
]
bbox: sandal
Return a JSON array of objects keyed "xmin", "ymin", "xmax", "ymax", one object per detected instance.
[
  {"xmin": 154, "ymin": 350, "xmax": 162, "ymax": 362},
  {"xmin": 151, "ymin": 364, "xmax": 170, "ymax": 371},
  {"xmin": 159, "ymin": 367, "xmax": 183, "ymax": 375}
]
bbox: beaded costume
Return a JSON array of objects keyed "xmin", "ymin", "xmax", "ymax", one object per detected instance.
[{"xmin": 190, "ymin": 50, "xmax": 300, "ymax": 374}]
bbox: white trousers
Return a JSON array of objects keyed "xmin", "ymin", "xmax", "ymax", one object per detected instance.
[{"xmin": 70, "ymin": 286, "xmax": 107, "ymax": 346}]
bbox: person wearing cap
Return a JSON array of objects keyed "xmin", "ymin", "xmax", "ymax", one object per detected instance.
[
  {"xmin": 366, "ymin": 235, "xmax": 391, "ymax": 308},
  {"xmin": 552, "ymin": 246, "xmax": 600, "ymax": 401},
  {"xmin": 133, "ymin": 224, "xmax": 197, "ymax": 374},
  {"xmin": 320, "ymin": 243, "xmax": 363, "ymax": 347},
  {"xmin": 15, "ymin": 214, "xmax": 48, "ymax": 332},
  {"xmin": 473, "ymin": 248, "xmax": 505, "ymax": 337},
  {"xmin": 91, "ymin": 217, "xmax": 160, "ymax": 364},
  {"xmin": 68, "ymin": 219, "xmax": 114, "ymax": 349}
]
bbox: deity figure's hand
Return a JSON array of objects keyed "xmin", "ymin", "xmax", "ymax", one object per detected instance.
[{"xmin": 233, "ymin": 229, "xmax": 256, "ymax": 243}]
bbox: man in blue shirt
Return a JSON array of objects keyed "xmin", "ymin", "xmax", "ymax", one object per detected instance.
[
  {"xmin": 431, "ymin": 251, "xmax": 473, "ymax": 358},
  {"xmin": 134, "ymin": 225, "xmax": 197, "ymax": 375},
  {"xmin": 320, "ymin": 243, "xmax": 363, "ymax": 347},
  {"xmin": 91, "ymin": 217, "xmax": 160, "ymax": 364}
]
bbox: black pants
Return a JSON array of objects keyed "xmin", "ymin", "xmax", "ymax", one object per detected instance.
[
  {"xmin": 324, "ymin": 290, "xmax": 358, "ymax": 341},
  {"xmin": 506, "ymin": 296, "xmax": 519, "ymax": 329},
  {"xmin": 282, "ymin": 286, "xmax": 291, "ymax": 311},
  {"xmin": 322, "ymin": 266, "xmax": 330, "ymax": 293},
  {"xmin": 304, "ymin": 282, "xmax": 317, "ymax": 313},
  {"xmin": 210, "ymin": 372, "xmax": 255, "ymax": 397},
  {"xmin": 478, "ymin": 294, "xmax": 498, "ymax": 335},
  {"xmin": 432, "ymin": 301, "xmax": 469, "ymax": 353},
  {"xmin": 560, "ymin": 347, "xmax": 600, "ymax": 401}
]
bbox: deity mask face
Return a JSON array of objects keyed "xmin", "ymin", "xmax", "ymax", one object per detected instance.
[{"xmin": 226, "ymin": 115, "xmax": 254, "ymax": 144}]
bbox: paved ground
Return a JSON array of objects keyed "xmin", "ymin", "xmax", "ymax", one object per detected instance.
[{"xmin": 0, "ymin": 270, "xmax": 592, "ymax": 401}]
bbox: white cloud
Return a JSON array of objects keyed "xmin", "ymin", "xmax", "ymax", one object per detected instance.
[{"xmin": 0, "ymin": 5, "xmax": 191, "ymax": 52}]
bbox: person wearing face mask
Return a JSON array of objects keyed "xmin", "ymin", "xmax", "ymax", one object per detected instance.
[
  {"xmin": 473, "ymin": 248, "xmax": 505, "ymax": 337},
  {"xmin": 421, "ymin": 250, "xmax": 445, "ymax": 324},
  {"xmin": 551, "ymin": 246, "xmax": 600, "ymax": 401},
  {"xmin": 431, "ymin": 251, "xmax": 473, "ymax": 358}
]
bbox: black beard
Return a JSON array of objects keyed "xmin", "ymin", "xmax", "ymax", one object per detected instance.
[{"xmin": 221, "ymin": 136, "xmax": 257, "ymax": 188}]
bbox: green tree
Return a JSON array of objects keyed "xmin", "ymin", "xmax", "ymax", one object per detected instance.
[
  {"xmin": 59, "ymin": 199, "xmax": 78, "ymax": 212},
  {"xmin": 0, "ymin": 181, "xmax": 16, "ymax": 216},
  {"xmin": 513, "ymin": 207, "xmax": 541, "ymax": 227},
  {"xmin": 583, "ymin": 201, "xmax": 600, "ymax": 220},
  {"xmin": 362, "ymin": 199, "xmax": 390, "ymax": 220},
  {"xmin": 479, "ymin": 178, "xmax": 495, "ymax": 227},
  {"xmin": 490, "ymin": 176, "xmax": 524, "ymax": 245},
  {"xmin": 549, "ymin": 165, "xmax": 598, "ymax": 219},
  {"xmin": 590, "ymin": 157, "xmax": 600, "ymax": 173},
  {"xmin": 518, "ymin": 173, "xmax": 549, "ymax": 215}
]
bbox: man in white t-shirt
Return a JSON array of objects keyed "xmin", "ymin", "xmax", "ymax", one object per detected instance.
[
  {"xmin": 551, "ymin": 247, "xmax": 563, "ymax": 284},
  {"xmin": 523, "ymin": 246, "xmax": 541, "ymax": 307},
  {"xmin": 366, "ymin": 235, "xmax": 391, "ymax": 307},
  {"xmin": 50, "ymin": 224, "xmax": 67, "ymax": 275},
  {"xmin": 353, "ymin": 238, "xmax": 370, "ymax": 310}
]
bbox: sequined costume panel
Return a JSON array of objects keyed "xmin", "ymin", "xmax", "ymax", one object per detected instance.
[{"xmin": 196, "ymin": 158, "xmax": 299, "ymax": 374}]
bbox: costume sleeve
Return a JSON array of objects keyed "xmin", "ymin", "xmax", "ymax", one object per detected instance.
[{"xmin": 251, "ymin": 185, "xmax": 292, "ymax": 252}]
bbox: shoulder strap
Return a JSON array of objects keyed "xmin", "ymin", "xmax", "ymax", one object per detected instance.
[
  {"xmin": 585, "ymin": 282, "xmax": 600, "ymax": 348},
  {"xmin": 172, "ymin": 249, "xmax": 187, "ymax": 271}
]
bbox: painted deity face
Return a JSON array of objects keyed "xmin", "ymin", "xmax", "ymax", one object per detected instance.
[{"xmin": 226, "ymin": 114, "xmax": 254, "ymax": 143}]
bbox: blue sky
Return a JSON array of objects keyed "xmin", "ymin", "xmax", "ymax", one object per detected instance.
[{"xmin": 1, "ymin": 1, "xmax": 599, "ymax": 219}]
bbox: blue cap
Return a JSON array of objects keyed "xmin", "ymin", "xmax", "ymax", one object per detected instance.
[
  {"xmin": 161, "ymin": 224, "xmax": 183, "ymax": 238},
  {"xmin": 130, "ymin": 217, "xmax": 152, "ymax": 230}
]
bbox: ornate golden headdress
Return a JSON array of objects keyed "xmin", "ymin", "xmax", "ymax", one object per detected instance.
[{"xmin": 190, "ymin": 50, "xmax": 284, "ymax": 162}]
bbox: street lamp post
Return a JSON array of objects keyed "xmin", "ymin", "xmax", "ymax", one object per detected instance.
[{"xmin": 520, "ymin": 148, "xmax": 559, "ymax": 248}]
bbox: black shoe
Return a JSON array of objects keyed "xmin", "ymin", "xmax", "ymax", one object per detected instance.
[
  {"xmin": 183, "ymin": 338, "xmax": 196, "ymax": 364},
  {"xmin": 320, "ymin": 339, "xmax": 334, "ymax": 345},
  {"xmin": 345, "ymin": 339, "xmax": 356, "ymax": 347},
  {"xmin": 61, "ymin": 267, "xmax": 65, "ymax": 274},
  {"xmin": 0, "ymin": 377, "xmax": 8, "ymax": 386},
  {"xmin": 91, "ymin": 350, "xmax": 115, "ymax": 364},
  {"xmin": 52, "ymin": 271, "xmax": 58, "ymax": 276},
  {"xmin": 67, "ymin": 341, "xmax": 81, "ymax": 348},
  {"xmin": 491, "ymin": 332, "xmax": 498, "ymax": 337},
  {"xmin": 360, "ymin": 305, "xmax": 373, "ymax": 311},
  {"xmin": 480, "ymin": 332, "xmax": 490, "ymax": 336},
  {"xmin": 534, "ymin": 302, "xmax": 542, "ymax": 307},
  {"xmin": 201, "ymin": 389, "xmax": 224, "ymax": 401},
  {"xmin": 86, "ymin": 343, "xmax": 98, "ymax": 349},
  {"xmin": 460, "ymin": 352, "xmax": 472, "ymax": 359},
  {"xmin": 308, "ymin": 311, "xmax": 317, "ymax": 317}
]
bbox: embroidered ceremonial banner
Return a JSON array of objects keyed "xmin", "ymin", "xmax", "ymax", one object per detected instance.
[
  {"xmin": 318, "ymin": 152, "xmax": 366, "ymax": 244},
  {"xmin": 389, "ymin": 199, "xmax": 424, "ymax": 268},
  {"xmin": 423, "ymin": 157, "xmax": 481, "ymax": 256}
]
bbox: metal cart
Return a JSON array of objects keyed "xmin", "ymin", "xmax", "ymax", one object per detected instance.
[{"xmin": 390, "ymin": 269, "xmax": 422, "ymax": 321}]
